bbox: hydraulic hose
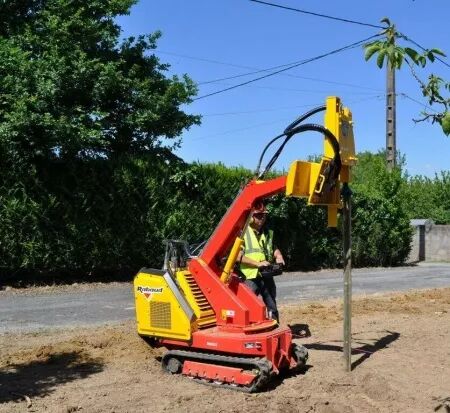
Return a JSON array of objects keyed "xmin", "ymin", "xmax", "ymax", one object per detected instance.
[
  {"xmin": 258, "ymin": 123, "xmax": 341, "ymax": 180},
  {"xmin": 254, "ymin": 105, "xmax": 327, "ymax": 177},
  {"xmin": 283, "ymin": 105, "xmax": 326, "ymax": 135},
  {"xmin": 288, "ymin": 123, "xmax": 341, "ymax": 165},
  {"xmin": 254, "ymin": 133, "xmax": 285, "ymax": 178}
]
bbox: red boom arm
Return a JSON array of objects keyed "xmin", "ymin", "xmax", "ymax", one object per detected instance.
[{"xmin": 199, "ymin": 176, "xmax": 287, "ymax": 271}]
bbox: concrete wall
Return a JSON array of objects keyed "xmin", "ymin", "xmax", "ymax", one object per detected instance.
[
  {"xmin": 408, "ymin": 225, "xmax": 450, "ymax": 262},
  {"xmin": 408, "ymin": 226, "xmax": 422, "ymax": 262},
  {"xmin": 425, "ymin": 225, "xmax": 450, "ymax": 261}
]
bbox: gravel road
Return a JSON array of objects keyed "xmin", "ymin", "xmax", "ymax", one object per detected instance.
[{"xmin": 1, "ymin": 262, "xmax": 449, "ymax": 333}]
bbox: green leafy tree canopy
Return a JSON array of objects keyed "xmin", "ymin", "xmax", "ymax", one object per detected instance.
[
  {"xmin": 0, "ymin": 0, "xmax": 200, "ymax": 162},
  {"xmin": 364, "ymin": 18, "xmax": 449, "ymax": 136}
]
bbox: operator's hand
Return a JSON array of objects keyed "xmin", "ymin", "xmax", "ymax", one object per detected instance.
[
  {"xmin": 275, "ymin": 256, "xmax": 285, "ymax": 266},
  {"xmin": 257, "ymin": 260, "xmax": 271, "ymax": 268},
  {"xmin": 274, "ymin": 248, "xmax": 285, "ymax": 266}
]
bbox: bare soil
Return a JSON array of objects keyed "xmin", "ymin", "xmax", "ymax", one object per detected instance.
[{"xmin": 1, "ymin": 288, "xmax": 449, "ymax": 413}]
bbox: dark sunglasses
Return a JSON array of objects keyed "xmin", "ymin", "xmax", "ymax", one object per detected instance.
[{"xmin": 253, "ymin": 213, "xmax": 267, "ymax": 219}]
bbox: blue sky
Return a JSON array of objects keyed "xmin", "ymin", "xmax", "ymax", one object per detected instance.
[{"xmin": 117, "ymin": 0, "xmax": 449, "ymax": 177}]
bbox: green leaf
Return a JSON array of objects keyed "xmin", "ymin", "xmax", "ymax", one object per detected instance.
[
  {"xmin": 380, "ymin": 17, "xmax": 391, "ymax": 26},
  {"xmin": 393, "ymin": 46, "xmax": 405, "ymax": 69},
  {"xmin": 430, "ymin": 48, "xmax": 446, "ymax": 57},
  {"xmin": 377, "ymin": 49, "xmax": 387, "ymax": 68},
  {"xmin": 404, "ymin": 47, "xmax": 420, "ymax": 63},
  {"xmin": 364, "ymin": 44, "xmax": 380, "ymax": 61},
  {"xmin": 442, "ymin": 112, "xmax": 450, "ymax": 136},
  {"xmin": 427, "ymin": 51, "xmax": 435, "ymax": 62},
  {"xmin": 396, "ymin": 53, "xmax": 403, "ymax": 69}
]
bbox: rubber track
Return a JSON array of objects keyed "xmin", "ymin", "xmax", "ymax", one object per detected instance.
[{"xmin": 161, "ymin": 349, "xmax": 273, "ymax": 393}]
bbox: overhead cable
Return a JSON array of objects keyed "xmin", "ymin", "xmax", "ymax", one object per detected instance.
[
  {"xmin": 250, "ymin": 0, "xmax": 449, "ymax": 69},
  {"xmin": 203, "ymin": 94, "xmax": 384, "ymax": 117},
  {"xmin": 193, "ymin": 34, "xmax": 381, "ymax": 101},
  {"xmin": 155, "ymin": 50, "xmax": 382, "ymax": 92},
  {"xmin": 199, "ymin": 70, "xmax": 381, "ymax": 91},
  {"xmin": 203, "ymin": 82, "xmax": 380, "ymax": 95},
  {"xmin": 399, "ymin": 92, "xmax": 439, "ymax": 112},
  {"xmin": 192, "ymin": 95, "xmax": 385, "ymax": 140},
  {"xmin": 250, "ymin": 0, "xmax": 384, "ymax": 29}
]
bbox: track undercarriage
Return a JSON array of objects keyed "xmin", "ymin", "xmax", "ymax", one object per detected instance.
[{"xmin": 160, "ymin": 343, "xmax": 308, "ymax": 392}]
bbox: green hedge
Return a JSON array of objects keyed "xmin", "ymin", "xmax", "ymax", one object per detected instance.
[
  {"xmin": 1, "ymin": 151, "xmax": 433, "ymax": 282},
  {"xmin": 0, "ymin": 156, "xmax": 251, "ymax": 280}
]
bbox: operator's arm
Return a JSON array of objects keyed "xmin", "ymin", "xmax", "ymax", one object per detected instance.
[
  {"xmin": 273, "ymin": 248, "xmax": 285, "ymax": 265},
  {"xmin": 272, "ymin": 231, "xmax": 285, "ymax": 265},
  {"xmin": 237, "ymin": 251, "xmax": 270, "ymax": 268}
]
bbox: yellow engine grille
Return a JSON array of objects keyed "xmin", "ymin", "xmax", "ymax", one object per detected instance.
[
  {"xmin": 178, "ymin": 272, "xmax": 216, "ymax": 329},
  {"xmin": 150, "ymin": 301, "xmax": 171, "ymax": 329}
]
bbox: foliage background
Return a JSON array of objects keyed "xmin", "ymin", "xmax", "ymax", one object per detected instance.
[
  {"xmin": 1, "ymin": 150, "xmax": 448, "ymax": 282},
  {"xmin": 0, "ymin": 1, "xmax": 448, "ymax": 283}
]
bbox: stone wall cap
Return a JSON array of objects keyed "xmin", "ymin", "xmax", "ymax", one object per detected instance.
[{"xmin": 410, "ymin": 218, "xmax": 434, "ymax": 228}]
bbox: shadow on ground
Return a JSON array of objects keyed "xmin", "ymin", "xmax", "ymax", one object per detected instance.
[
  {"xmin": 304, "ymin": 330, "xmax": 400, "ymax": 370},
  {"xmin": 289, "ymin": 323, "xmax": 312, "ymax": 338},
  {"xmin": 434, "ymin": 396, "xmax": 450, "ymax": 413},
  {"xmin": 264, "ymin": 364, "xmax": 312, "ymax": 392},
  {"xmin": 0, "ymin": 351, "xmax": 104, "ymax": 403}
]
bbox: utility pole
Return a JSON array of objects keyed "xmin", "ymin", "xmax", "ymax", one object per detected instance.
[{"xmin": 386, "ymin": 60, "xmax": 396, "ymax": 171}]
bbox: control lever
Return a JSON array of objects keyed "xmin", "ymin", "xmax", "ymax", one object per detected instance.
[{"xmin": 259, "ymin": 263, "xmax": 284, "ymax": 278}]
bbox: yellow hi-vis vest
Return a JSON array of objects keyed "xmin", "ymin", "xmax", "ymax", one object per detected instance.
[{"xmin": 239, "ymin": 227, "xmax": 274, "ymax": 280}]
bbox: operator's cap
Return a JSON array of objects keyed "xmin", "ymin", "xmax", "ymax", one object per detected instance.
[{"xmin": 253, "ymin": 201, "xmax": 268, "ymax": 215}]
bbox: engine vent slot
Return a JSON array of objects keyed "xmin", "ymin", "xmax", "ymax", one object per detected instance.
[{"xmin": 150, "ymin": 301, "xmax": 171, "ymax": 329}]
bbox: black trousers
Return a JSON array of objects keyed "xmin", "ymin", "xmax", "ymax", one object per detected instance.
[{"xmin": 244, "ymin": 276, "xmax": 279, "ymax": 322}]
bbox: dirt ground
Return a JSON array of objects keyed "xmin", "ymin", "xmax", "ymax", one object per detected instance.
[{"xmin": 1, "ymin": 288, "xmax": 449, "ymax": 413}]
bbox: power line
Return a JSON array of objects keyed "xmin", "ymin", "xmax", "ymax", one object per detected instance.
[
  {"xmin": 154, "ymin": 50, "xmax": 382, "ymax": 92},
  {"xmin": 202, "ymin": 102, "xmax": 325, "ymax": 117},
  {"xmin": 198, "ymin": 62, "xmax": 301, "ymax": 85},
  {"xmin": 274, "ymin": 74, "xmax": 383, "ymax": 92},
  {"xmin": 202, "ymin": 94, "xmax": 384, "ymax": 117},
  {"xmin": 192, "ymin": 95, "xmax": 385, "ymax": 140},
  {"xmin": 202, "ymin": 81, "xmax": 381, "ymax": 95},
  {"xmin": 191, "ymin": 117, "xmax": 292, "ymax": 141},
  {"xmin": 194, "ymin": 34, "xmax": 381, "ymax": 101},
  {"xmin": 198, "ymin": 63, "xmax": 382, "ymax": 92},
  {"xmin": 399, "ymin": 92, "xmax": 439, "ymax": 113},
  {"xmin": 200, "ymin": 70, "xmax": 382, "ymax": 91},
  {"xmin": 155, "ymin": 50, "xmax": 250, "ymax": 71},
  {"xmin": 250, "ymin": 0, "xmax": 384, "ymax": 29},
  {"xmin": 249, "ymin": 0, "xmax": 449, "ymax": 69}
]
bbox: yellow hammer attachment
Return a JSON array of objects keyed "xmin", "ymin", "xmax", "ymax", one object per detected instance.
[
  {"xmin": 285, "ymin": 96, "xmax": 357, "ymax": 227},
  {"xmin": 324, "ymin": 96, "xmax": 357, "ymax": 171}
]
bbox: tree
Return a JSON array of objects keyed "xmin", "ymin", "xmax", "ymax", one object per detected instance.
[
  {"xmin": 402, "ymin": 172, "xmax": 450, "ymax": 224},
  {"xmin": 351, "ymin": 151, "xmax": 413, "ymax": 266},
  {"xmin": 0, "ymin": 0, "xmax": 200, "ymax": 162},
  {"xmin": 364, "ymin": 18, "xmax": 449, "ymax": 136}
]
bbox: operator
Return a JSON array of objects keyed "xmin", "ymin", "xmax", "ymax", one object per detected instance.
[{"xmin": 238, "ymin": 201, "xmax": 285, "ymax": 322}]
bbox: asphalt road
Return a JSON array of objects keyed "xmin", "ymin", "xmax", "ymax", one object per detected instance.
[{"xmin": 1, "ymin": 263, "xmax": 449, "ymax": 334}]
